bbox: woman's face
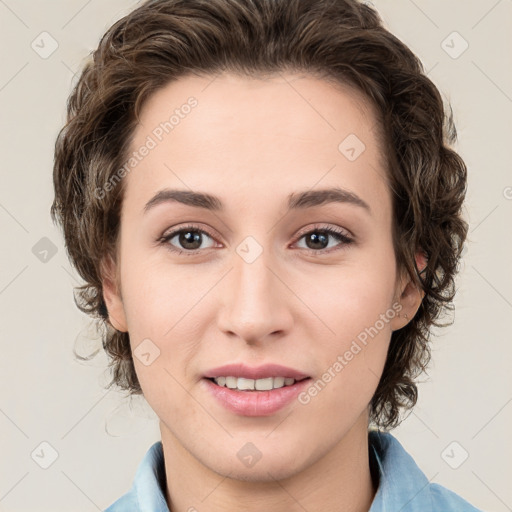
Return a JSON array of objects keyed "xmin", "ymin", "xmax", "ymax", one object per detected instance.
[{"xmin": 103, "ymin": 72, "xmax": 418, "ymax": 480}]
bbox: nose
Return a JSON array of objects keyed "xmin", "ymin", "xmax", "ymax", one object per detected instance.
[{"xmin": 216, "ymin": 246, "xmax": 294, "ymax": 345}]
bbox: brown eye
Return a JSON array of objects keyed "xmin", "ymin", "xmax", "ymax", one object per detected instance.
[
  {"xmin": 159, "ymin": 225, "xmax": 217, "ymax": 254},
  {"xmin": 294, "ymin": 226, "xmax": 353, "ymax": 254}
]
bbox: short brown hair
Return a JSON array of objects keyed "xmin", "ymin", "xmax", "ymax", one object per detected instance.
[{"xmin": 51, "ymin": 0, "xmax": 468, "ymax": 429}]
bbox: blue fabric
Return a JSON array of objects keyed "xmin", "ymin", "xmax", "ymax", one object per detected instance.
[
  {"xmin": 104, "ymin": 430, "xmax": 483, "ymax": 511},
  {"xmin": 367, "ymin": 430, "xmax": 482, "ymax": 511}
]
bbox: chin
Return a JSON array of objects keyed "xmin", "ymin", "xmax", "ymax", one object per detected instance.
[{"xmin": 199, "ymin": 443, "xmax": 305, "ymax": 483}]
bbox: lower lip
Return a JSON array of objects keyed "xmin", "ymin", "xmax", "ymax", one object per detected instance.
[{"xmin": 201, "ymin": 377, "xmax": 312, "ymax": 416}]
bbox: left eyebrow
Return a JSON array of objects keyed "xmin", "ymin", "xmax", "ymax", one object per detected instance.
[
  {"xmin": 143, "ymin": 186, "xmax": 371, "ymax": 216},
  {"xmin": 287, "ymin": 187, "xmax": 371, "ymax": 215}
]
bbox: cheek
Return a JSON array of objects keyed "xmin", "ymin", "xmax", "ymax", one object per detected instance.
[
  {"xmin": 119, "ymin": 252, "xmax": 189, "ymax": 332},
  {"xmin": 119, "ymin": 259, "xmax": 210, "ymax": 381},
  {"xmin": 298, "ymin": 253, "xmax": 396, "ymax": 401},
  {"xmin": 300, "ymin": 256, "xmax": 396, "ymax": 338}
]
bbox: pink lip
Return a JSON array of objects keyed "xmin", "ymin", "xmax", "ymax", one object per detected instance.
[
  {"xmin": 203, "ymin": 363, "xmax": 310, "ymax": 380},
  {"xmin": 201, "ymin": 377, "xmax": 311, "ymax": 416}
]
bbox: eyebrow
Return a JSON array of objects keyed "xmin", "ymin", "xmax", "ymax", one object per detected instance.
[{"xmin": 143, "ymin": 186, "xmax": 371, "ymax": 215}]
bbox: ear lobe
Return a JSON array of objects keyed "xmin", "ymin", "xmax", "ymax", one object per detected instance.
[
  {"xmin": 416, "ymin": 250, "xmax": 427, "ymax": 272},
  {"xmin": 390, "ymin": 249, "xmax": 428, "ymax": 331},
  {"xmin": 100, "ymin": 253, "xmax": 128, "ymax": 333},
  {"xmin": 415, "ymin": 250, "xmax": 428, "ymax": 299}
]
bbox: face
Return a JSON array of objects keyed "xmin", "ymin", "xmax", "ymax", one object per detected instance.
[{"xmin": 103, "ymin": 72, "xmax": 422, "ymax": 481}]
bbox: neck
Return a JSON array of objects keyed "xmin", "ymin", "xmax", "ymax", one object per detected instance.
[{"xmin": 160, "ymin": 413, "xmax": 377, "ymax": 512}]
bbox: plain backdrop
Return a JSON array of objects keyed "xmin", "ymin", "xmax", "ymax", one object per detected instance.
[{"xmin": 0, "ymin": 0, "xmax": 511, "ymax": 511}]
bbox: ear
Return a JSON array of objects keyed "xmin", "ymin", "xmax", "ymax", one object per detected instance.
[
  {"xmin": 100, "ymin": 253, "xmax": 128, "ymax": 333},
  {"xmin": 390, "ymin": 250, "xmax": 427, "ymax": 332}
]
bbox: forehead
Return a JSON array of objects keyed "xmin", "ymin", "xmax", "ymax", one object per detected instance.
[
  {"xmin": 134, "ymin": 71, "xmax": 379, "ymax": 146},
  {"xmin": 124, "ymin": 72, "xmax": 389, "ymax": 217}
]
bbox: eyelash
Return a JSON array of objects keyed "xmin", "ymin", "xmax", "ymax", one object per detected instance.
[{"xmin": 157, "ymin": 223, "xmax": 354, "ymax": 257}]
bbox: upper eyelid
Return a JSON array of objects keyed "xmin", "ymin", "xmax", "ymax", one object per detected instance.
[
  {"xmin": 161, "ymin": 224, "xmax": 217, "ymax": 242},
  {"xmin": 293, "ymin": 223, "xmax": 353, "ymax": 240}
]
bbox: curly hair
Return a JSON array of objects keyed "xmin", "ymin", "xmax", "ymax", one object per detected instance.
[{"xmin": 50, "ymin": 0, "xmax": 468, "ymax": 429}]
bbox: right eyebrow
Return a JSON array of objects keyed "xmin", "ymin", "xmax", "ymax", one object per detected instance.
[{"xmin": 144, "ymin": 189, "xmax": 223, "ymax": 213}]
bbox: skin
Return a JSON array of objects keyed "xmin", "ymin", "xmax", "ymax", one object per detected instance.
[{"xmin": 102, "ymin": 72, "xmax": 426, "ymax": 512}]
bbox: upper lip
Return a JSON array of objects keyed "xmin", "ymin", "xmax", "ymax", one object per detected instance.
[{"xmin": 204, "ymin": 363, "xmax": 310, "ymax": 380}]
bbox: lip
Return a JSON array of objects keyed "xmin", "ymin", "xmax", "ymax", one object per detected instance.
[
  {"xmin": 203, "ymin": 363, "xmax": 310, "ymax": 380},
  {"xmin": 201, "ymin": 376, "xmax": 312, "ymax": 416}
]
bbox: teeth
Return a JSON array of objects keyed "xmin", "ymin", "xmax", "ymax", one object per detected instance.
[{"xmin": 213, "ymin": 376, "xmax": 297, "ymax": 391}]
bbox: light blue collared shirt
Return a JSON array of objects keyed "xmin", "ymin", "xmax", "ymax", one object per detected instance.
[{"xmin": 104, "ymin": 430, "xmax": 483, "ymax": 511}]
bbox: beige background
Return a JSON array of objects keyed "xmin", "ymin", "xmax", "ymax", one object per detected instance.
[{"xmin": 0, "ymin": 0, "xmax": 511, "ymax": 510}]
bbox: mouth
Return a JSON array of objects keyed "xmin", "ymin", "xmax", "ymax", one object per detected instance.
[
  {"xmin": 205, "ymin": 375, "xmax": 311, "ymax": 392},
  {"xmin": 202, "ymin": 375, "xmax": 313, "ymax": 416},
  {"xmin": 203, "ymin": 362, "xmax": 311, "ymax": 382}
]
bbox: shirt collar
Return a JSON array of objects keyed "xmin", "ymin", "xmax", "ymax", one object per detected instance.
[
  {"xmin": 368, "ymin": 429, "xmax": 433, "ymax": 512},
  {"xmin": 132, "ymin": 440, "xmax": 170, "ymax": 512}
]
